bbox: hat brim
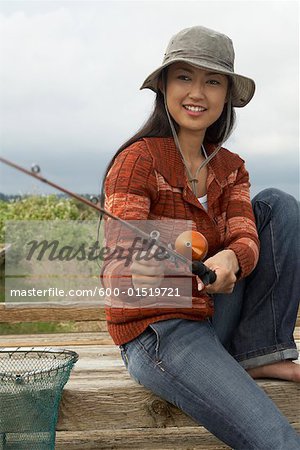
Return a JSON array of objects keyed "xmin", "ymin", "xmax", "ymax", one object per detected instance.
[{"xmin": 140, "ymin": 58, "xmax": 255, "ymax": 108}]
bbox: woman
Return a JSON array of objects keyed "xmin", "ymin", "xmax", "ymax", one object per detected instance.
[{"xmin": 101, "ymin": 26, "xmax": 300, "ymax": 449}]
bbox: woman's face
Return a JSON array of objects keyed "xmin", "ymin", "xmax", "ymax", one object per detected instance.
[{"xmin": 166, "ymin": 63, "xmax": 228, "ymax": 139}]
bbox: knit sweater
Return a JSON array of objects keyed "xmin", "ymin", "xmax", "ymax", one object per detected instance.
[{"xmin": 102, "ymin": 137, "xmax": 259, "ymax": 345}]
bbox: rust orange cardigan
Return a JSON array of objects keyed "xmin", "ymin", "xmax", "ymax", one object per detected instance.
[{"xmin": 102, "ymin": 137, "xmax": 259, "ymax": 345}]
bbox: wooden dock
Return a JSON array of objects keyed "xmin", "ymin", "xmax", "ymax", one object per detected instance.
[{"xmin": 0, "ymin": 303, "xmax": 299, "ymax": 449}]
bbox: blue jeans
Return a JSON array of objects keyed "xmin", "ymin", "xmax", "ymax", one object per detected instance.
[
  {"xmin": 119, "ymin": 189, "xmax": 300, "ymax": 449},
  {"xmin": 213, "ymin": 188, "xmax": 300, "ymax": 369}
]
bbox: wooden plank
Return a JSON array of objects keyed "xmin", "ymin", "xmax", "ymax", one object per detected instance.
[
  {"xmin": 55, "ymin": 427, "xmax": 230, "ymax": 450},
  {"xmin": 57, "ymin": 372, "xmax": 300, "ymax": 432},
  {"xmin": 1, "ymin": 331, "xmax": 299, "ymax": 350},
  {"xmin": 56, "ymin": 422, "xmax": 300, "ymax": 449},
  {"xmin": 56, "ymin": 425, "xmax": 300, "ymax": 450},
  {"xmin": 58, "ymin": 340, "xmax": 300, "ymax": 374},
  {"xmin": 0, "ymin": 332, "xmax": 113, "ymax": 347},
  {"xmin": 0, "ymin": 338, "xmax": 298, "ymax": 375},
  {"xmin": 0, "ymin": 338, "xmax": 299, "ymax": 446},
  {"xmin": 0, "ymin": 303, "xmax": 105, "ymax": 323},
  {"xmin": 3, "ymin": 340, "xmax": 293, "ymax": 433}
]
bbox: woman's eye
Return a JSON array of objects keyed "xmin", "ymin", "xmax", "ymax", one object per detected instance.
[
  {"xmin": 207, "ymin": 79, "xmax": 221, "ymax": 85},
  {"xmin": 177, "ymin": 75, "xmax": 191, "ymax": 81}
]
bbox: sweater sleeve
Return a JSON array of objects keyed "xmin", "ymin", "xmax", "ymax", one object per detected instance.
[
  {"xmin": 101, "ymin": 142, "xmax": 159, "ymax": 304},
  {"xmin": 104, "ymin": 141, "xmax": 158, "ymax": 219},
  {"xmin": 223, "ymin": 164, "xmax": 260, "ymax": 278}
]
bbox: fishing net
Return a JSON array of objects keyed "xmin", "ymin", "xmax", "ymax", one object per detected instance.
[{"xmin": 0, "ymin": 347, "xmax": 78, "ymax": 450}]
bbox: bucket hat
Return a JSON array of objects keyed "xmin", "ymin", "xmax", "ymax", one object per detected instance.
[{"xmin": 140, "ymin": 26, "xmax": 255, "ymax": 107}]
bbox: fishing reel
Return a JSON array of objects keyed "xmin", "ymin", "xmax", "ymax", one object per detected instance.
[
  {"xmin": 149, "ymin": 229, "xmax": 216, "ymax": 285},
  {"xmin": 175, "ymin": 230, "xmax": 216, "ymax": 285},
  {"xmin": 175, "ymin": 230, "xmax": 208, "ymax": 260}
]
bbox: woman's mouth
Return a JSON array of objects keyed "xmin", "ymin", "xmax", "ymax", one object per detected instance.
[
  {"xmin": 183, "ymin": 105, "xmax": 206, "ymax": 112},
  {"xmin": 183, "ymin": 105, "xmax": 207, "ymax": 115}
]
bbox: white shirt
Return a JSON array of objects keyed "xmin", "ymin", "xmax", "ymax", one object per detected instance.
[{"xmin": 198, "ymin": 194, "xmax": 208, "ymax": 211}]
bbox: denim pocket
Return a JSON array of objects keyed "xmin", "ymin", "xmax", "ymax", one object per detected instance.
[
  {"xmin": 138, "ymin": 324, "xmax": 161, "ymax": 363},
  {"xmin": 119, "ymin": 345, "xmax": 129, "ymax": 369}
]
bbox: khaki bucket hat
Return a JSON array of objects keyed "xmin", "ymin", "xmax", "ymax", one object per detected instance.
[{"xmin": 140, "ymin": 26, "xmax": 255, "ymax": 107}]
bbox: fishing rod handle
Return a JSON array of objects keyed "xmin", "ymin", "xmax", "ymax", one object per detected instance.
[{"xmin": 191, "ymin": 260, "xmax": 217, "ymax": 286}]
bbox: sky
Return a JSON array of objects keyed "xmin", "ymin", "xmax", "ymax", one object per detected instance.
[{"xmin": 0, "ymin": 0, "xmax": 299, "ymax": 200}]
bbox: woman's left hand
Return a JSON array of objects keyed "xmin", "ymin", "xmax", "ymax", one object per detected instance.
[{"xmin": 199, "ymin": 249, "xmax": 240, "ymax": 294}]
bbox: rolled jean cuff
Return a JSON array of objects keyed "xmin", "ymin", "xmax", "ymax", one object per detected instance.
[{"xmin": 234, "ymin": 345, "xmax": 299, "ymax": 370}]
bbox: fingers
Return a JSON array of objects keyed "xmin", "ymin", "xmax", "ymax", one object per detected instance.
[
  {"xmin": 132, "ymin": 273, "xmax": 164, "ymax": 289},
  {"xmin": 132, "ymin": 265, "xmax": 164, "ymax": 288},
  {"xmin": 131, "ymin": 248, "xmax": 164, "ymax": 289},
  {"xmin": 198, "ymin": 267, "xmax": 236, "ymax": 294},
  {"xmin": 131, "ymin": 249, "xmax": 164, "ymax": 275},
  {"xmin": 131, "ymin": 259, "xmax": 163, "ymax": 276},
  {"xmin": 196, "ymin": 276, "xmax": 204, "ymax": 292}
]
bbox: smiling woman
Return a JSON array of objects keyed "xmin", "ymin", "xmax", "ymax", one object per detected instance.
[
  {"xmin": 100, "ymin": 25, "xmax": 300, "ymax": 449},
  {"xmin": 166, "ymin": 64, "xmax": 228, "ymax": 132}
]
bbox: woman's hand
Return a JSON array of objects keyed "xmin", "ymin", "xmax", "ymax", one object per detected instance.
[
  {"xmin": 130, "ymin": 248, "xmax": 165, "ymax": 289},
  {"xmin": 200, "ymin": 249, "xmax": 239, "ymax": 294}
]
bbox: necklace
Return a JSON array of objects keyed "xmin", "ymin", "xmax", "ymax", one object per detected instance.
[{"xmin": 186, "ymin": 145, "xmax": 208, "ymax": 196}]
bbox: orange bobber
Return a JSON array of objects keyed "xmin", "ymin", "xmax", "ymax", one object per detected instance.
[{"xmin": 175, "ymin": 230, "xmax": 208, "ymax": 261}]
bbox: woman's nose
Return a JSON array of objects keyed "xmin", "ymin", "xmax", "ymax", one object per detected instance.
[{"xmin": 189, "ymin": 81, "xmax": 205, "ymax": 99}]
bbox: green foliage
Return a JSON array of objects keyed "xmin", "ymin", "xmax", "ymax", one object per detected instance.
[
  {"xmin": 0, "ymin": 195, "xmax": 98, "ymax": 243},
  {"xmin": 0, "ymin": 321, "xmax": 76, "ymax": 334},
  {"xmin": 0, "ymin": 196, "xmax": 100, "ymax": 334}
]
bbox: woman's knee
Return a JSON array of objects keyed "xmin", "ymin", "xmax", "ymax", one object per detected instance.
[
  {"xmin": 252, "ymin": 188, "xmax": 299, "ymax": 223},
  {"xmin": 253, "ymin": 187, "xmax": 296, "ymax": 204}
]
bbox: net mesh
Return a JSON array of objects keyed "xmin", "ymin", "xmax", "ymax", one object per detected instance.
[{"xmin": 0, "ymin": 347, "xmax": 78, "ymax": 450}]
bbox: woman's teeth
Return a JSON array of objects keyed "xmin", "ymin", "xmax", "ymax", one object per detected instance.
[{"xmin": 184, "ymin": 105, "xmax": 206, "ymax": 112}]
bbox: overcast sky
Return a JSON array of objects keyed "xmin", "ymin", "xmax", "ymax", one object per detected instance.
[{"xmin": 0, "ymin": 0, "xmax": 299, "ymax": 200}]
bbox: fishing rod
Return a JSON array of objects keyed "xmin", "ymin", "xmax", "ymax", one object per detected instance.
[{"xmin": 0, "ymin": 156, "xmax": 216, "ymax": 285}]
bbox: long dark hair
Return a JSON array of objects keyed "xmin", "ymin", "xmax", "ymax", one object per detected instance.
[{"xmin": 100, "ymin": 74, "xmax": 236, "ymax": 208}]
